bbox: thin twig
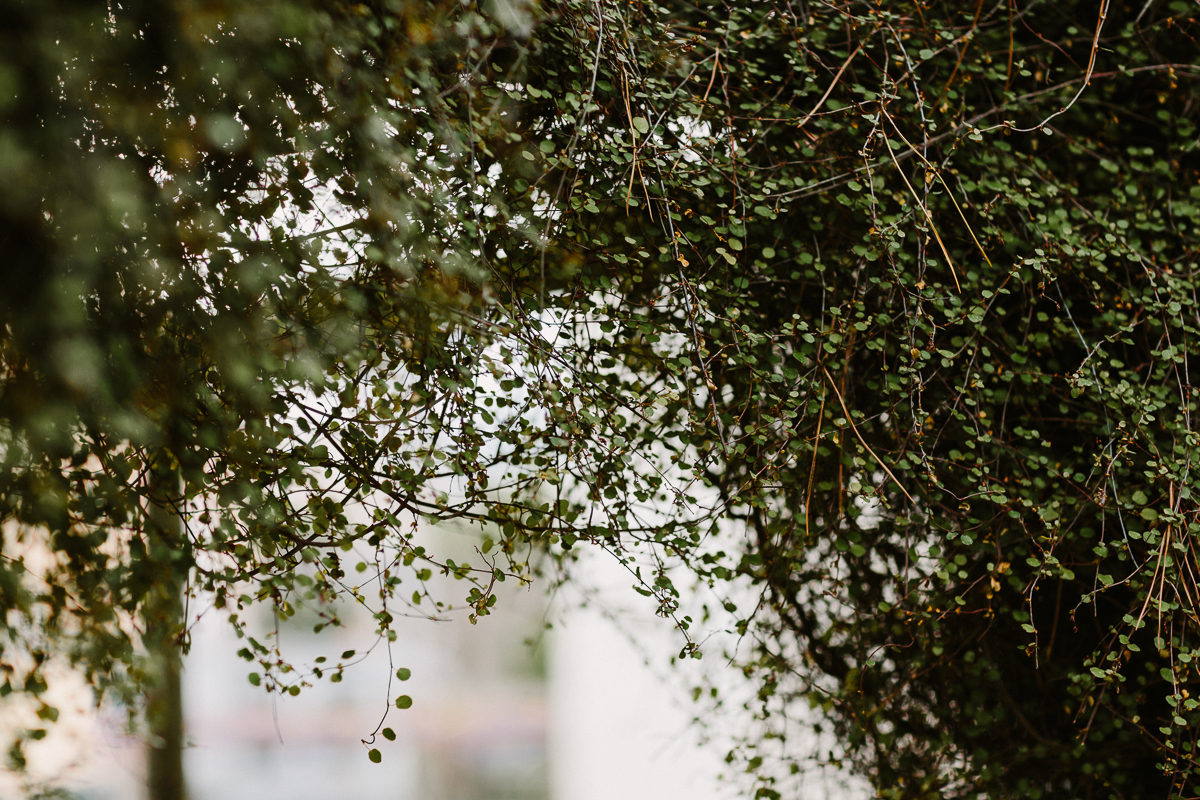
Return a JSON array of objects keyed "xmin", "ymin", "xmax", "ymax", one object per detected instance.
[
  {"xmin": 877, "ymin": 125, "xmax": 962, "ymax": 292},
  {"xmin": 797, "ymin": 43, "xmax": 863, "ymax": 130},
  {"xmin": 821, "ymin": 366, "xmax": 915, "ymax": 505}
]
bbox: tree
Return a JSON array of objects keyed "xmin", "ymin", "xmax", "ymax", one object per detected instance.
[
  {"xmin": 6, "ymin": 0, "xmax": 1200, "ymax": 798},
  {"xmin": 0, "ymin": 0, "xmax": 559, "ymax": 792}
]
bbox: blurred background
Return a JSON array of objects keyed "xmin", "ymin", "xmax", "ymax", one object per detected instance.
[{"xmin": 0, "ymin": 526, "xmax": 739, "ymax": 800}]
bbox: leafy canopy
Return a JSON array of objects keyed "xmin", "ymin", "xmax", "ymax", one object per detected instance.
[{"xmin": 7, "ymin": 0, "xmax": 1200, "ymax": 797}]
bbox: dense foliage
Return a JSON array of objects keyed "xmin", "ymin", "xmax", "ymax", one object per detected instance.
[
  {"xmin": 494, "ymin": 0, "xmax": 1200, "ymax": 796},
  {"xmin": 6, "ymin": 0, "xmax": 1200, "ymax": 797}
]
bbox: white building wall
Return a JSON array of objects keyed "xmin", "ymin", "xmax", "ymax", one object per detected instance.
[{"xmin": 547, "ymin": 589, "xmax": 732, "ymax": 800}]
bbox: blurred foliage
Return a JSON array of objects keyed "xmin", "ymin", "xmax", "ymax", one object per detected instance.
[
  {"xmin": 6, "ymin": 0, "xmax": 1200, "ymax": 797},
  {"xmin": 0, "ymin": 0, "xmax": 555, "ymax": 767}
]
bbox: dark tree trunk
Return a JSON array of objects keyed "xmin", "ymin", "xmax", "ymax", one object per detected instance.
[
  {"xmin": 145, "ymin": 625, "xmax": 185, "ymax": 800},
  {"xmin": 144, "ymin": 469, "xmax": 187, "ymax": 800}
]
